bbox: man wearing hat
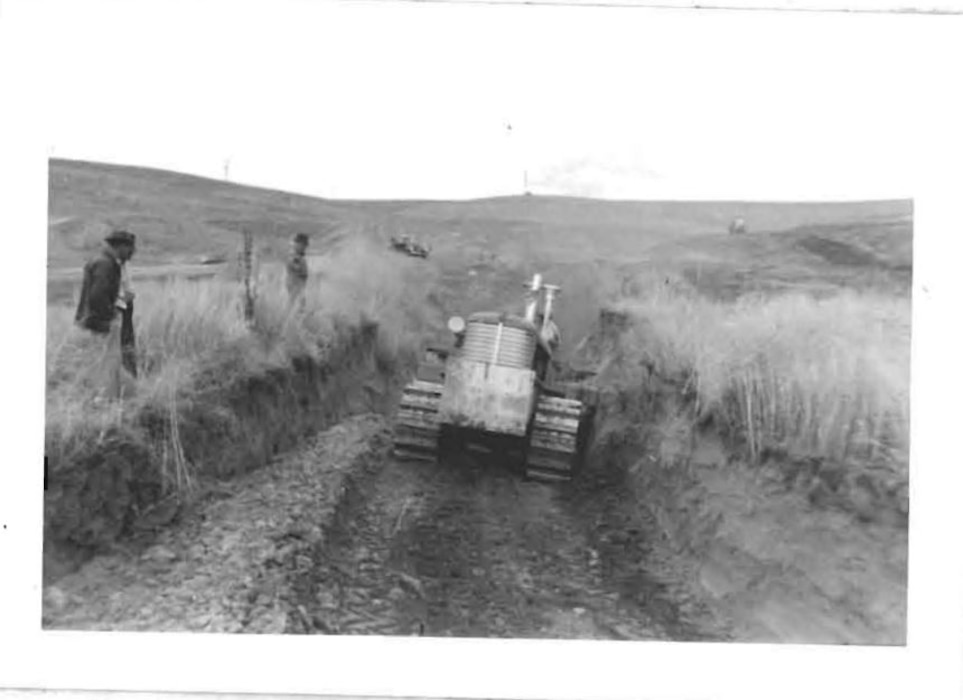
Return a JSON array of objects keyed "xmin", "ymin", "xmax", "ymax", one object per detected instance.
[
  {"xmin": 285, "ymin": 232, "xmax": 309, "ymax": 310},
  {"xmin": 75, "ymin": 229, "xmax": 136, "ymax": 334},
  {"xmin": 73, "ymin": 229, "xmax": 137, "ymax": 397}
]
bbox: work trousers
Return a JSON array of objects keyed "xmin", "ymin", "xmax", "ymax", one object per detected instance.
[{"xmin": 61, "ymin": 323, "xmax": 135, "ymax": 400}]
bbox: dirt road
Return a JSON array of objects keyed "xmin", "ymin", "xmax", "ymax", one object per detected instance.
[
  {"xmin": 43, "ymin": 415, "xmax": 727, "ymax": 641},
  {"xmin": 292, "ymin": 445, "xmax": 724, "ymax": 640}
]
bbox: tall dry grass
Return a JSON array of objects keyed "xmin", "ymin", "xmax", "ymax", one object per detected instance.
[
  {"xmin": 612, "ymin": 279, "xmax": 910, "ymax": 475},
  {"xmin": 45, "ymin": 236, "xmax": 430, "ymax": 489}
]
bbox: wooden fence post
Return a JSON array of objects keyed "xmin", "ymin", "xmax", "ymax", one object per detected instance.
[{"xmin": 242, "ymin": 230, "xmax": 256, "ymax": 326}]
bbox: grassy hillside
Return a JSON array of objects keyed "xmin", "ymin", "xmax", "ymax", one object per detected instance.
[
  {"xmin": 48, "ymin": 159, "xmax": 910, "ymax": 270},
  {"xmin": 47, "ymin": 158, "xmax": 912, "ymax": 357},
  {"xmin": 617, "ymin": 218, "xmax": 913, "ymax": 302},
  {"xmin": 47, "ymin": 159, "xmax": 375, "ymax": 268}
]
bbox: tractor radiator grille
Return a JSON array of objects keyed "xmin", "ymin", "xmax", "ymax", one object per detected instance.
[{"xmin": 462, "ymin": 321, "xmax": 535, "ymax": 369}]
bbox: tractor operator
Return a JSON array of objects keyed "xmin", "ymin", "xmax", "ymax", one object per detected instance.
[{"xmin": 536, "ymin": 311, "xmax": 561, "ymax": 354}]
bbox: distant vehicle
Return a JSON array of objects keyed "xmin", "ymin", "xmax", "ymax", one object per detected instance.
[
  {"xmin": 200, "ymin": 254, "xmax": 228, "ymax": 265},
  {"xmin": 390, "ymin": 234, "xmax": 431, "ymax": 259},
  {"xmin": 729, "ymin": 217, "xmax": 747, "ymax": 235},
  {"xmin": 392, "ymin": 273, "xmax": 597, "ymax": 482}
]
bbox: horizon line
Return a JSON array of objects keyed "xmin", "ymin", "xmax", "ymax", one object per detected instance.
[{"xmin": 48, "ymin": 156, "xmax": 915, "ymax": 206}]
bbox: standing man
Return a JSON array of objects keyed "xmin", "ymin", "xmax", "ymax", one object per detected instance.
[
  {"xmin": 286, "ymin": 232, "xmax": 309, "ymax": 310},
  {"xmin": 74, "ymin": 229, "xmax": 137, "ymax": 397}
]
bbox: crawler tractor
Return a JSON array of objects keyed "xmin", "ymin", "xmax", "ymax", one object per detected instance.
[{"xmin": 392, "ymin": 274, "xmax": 597, "ymax": 482}]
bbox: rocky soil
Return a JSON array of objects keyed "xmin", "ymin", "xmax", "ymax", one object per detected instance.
[
  {"xmin": 42, "ymin": 414, "xmax": 728, "ymax": 641},
  {"xmin": 43, "ymin": 415, "xmax": 389, "ymax": 633}
]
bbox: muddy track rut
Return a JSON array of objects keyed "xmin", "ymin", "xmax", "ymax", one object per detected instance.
[{"xmin": 288, "ymin": 444, "xmax": 725, "ymax": 641}]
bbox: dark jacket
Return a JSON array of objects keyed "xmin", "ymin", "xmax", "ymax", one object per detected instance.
[{"xmin": 75, "ymin": 248, "xmax": 122, "ymax": 334}]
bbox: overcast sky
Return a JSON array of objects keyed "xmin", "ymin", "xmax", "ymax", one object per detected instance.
[{"xmin": 12, "ymin": 0, "xmax": 958, "ymax": 200}]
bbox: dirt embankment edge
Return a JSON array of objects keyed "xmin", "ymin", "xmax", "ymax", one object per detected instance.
[
  {"xmin": 43, "ymin": 415, "xmax": 392, "ymax": 631},
  {"xmin": 43, "ymin": 317, "xmax": 406, "ymax": 584},
  {"xmin": 581, "ymin": 309, "xmax": 908, "ymax": 645}
]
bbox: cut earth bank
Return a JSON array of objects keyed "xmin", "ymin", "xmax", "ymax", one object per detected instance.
[{"xmin": 580, "ymin": 308, "xmax": 907, "ymax": 644}]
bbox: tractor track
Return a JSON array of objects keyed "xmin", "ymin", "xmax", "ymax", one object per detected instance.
[{"xmin": 289, "ymin": 443, "xmax": 725, "ymax": 640}]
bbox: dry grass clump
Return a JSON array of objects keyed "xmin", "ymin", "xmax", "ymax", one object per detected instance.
[{"xmin": 611, "ymin": 282, "xmax": 910, "ymax": 475}]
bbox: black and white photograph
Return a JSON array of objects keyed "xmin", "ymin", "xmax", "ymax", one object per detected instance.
[{"xmin": 3, "ymin": 0, "xmax": 963, "ymax": 699}]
